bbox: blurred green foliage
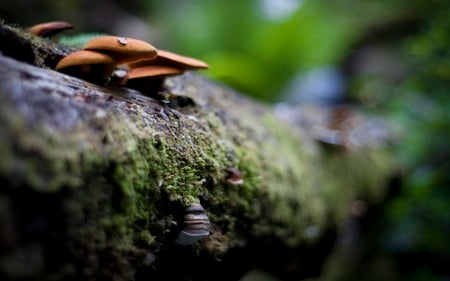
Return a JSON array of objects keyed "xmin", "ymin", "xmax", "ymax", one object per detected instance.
[
  {"xmin": 149, "ymin": 0, "xmax": 405, "ymax": 102},
  {"xmin": 341, "ymin": 2, "xmax": 450, "ymax": 280}
]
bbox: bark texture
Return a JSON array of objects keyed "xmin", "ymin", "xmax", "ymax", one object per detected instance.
[{"xmin": 0, "ymin": 24, "xmax": 394, "ymax": 281}]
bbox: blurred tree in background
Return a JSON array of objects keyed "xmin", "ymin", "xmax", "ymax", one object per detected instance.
[{"xmin": 1, "ymin": 0, "xmax": 448, "ymax": 280}]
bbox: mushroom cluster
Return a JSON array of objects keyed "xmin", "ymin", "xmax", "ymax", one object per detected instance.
[{"xmin": 54, "ymin": 35, "xmax": 209, "ymax": 99}]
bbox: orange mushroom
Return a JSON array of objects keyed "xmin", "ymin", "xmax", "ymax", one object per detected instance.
[
  {"xmin": 125, "ymin": 49, "xmax": 209, "ymax": 86},
  {"xmin": 125, "ymin": 65, "xmax": 182, "ymax": 95},
  {"xmin": 125, "ymin": 50, "xmax": 208, "ymax": 103},
  {"xmin": 128, "ymin": 49, "xmax": 209, "ymax": 71},
  {"xmin": 28, "ymin": 21, "xmax": 74, "ymax": 37},
  {"xmin": 83, "ymin": 35, "xmax": 158, "ymax": 64},
  {"xmin": 127, "ymin": 65, "xmax": 183, "ymax": 79},
  {"xmin": 55, "ymin": 50, "xmax": 116, "ymax": 82}
]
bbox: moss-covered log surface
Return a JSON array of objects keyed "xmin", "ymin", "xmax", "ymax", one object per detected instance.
[{"xmin": 0, "ymin": 23, "xmax": 395, "ymax": 281}]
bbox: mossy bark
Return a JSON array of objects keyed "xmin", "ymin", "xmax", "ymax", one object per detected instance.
[{"xmin": 0, "ymin": 24, "xmax": 395, "ymax": 281}]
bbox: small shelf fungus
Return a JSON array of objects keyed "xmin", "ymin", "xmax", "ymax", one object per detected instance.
[
  {"xmin": 175, "ymin": 203, "xmax": 210, "ymax": 246},
  {"xmin": 225, "ymin": 168, "xmax": 244, "ymax": 185},
  {"xmin": 28, "ymin": 21, "xmax": 74, "ymax": 37}
]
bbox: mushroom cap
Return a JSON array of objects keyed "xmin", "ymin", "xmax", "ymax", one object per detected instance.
[
  {"xmin": 83, "ymin": 36, "xmax": 158, "ymax": 64},
  {"xmin": 129, "ymin": 49, "xmax": 209, "ymax": 70},
  {"xmin": 28, "ymin": 21, "xmax": 74, "ymax": 37},
  {"xmin": 55, "ymin": 50, "xmax": 115, "ymax": 70},
  {"xmin": 127, "ymin": 65, "xmax": 183, "ymax": 79}
]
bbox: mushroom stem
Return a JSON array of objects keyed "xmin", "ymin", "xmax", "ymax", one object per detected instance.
[{"xmin": 126, "ymin": 77, "xmax": 167, "ymax": 98}]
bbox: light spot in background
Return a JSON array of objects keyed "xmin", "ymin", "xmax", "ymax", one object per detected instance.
[
  {"xmin": 281, "ymin": 67, "xmax": 346, "ymax": 105},
  {"xmin": 259, "ymin": 0, "xmax": 303, "ymax": 21}
]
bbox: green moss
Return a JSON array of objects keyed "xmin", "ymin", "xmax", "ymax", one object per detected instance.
[
  {"xmin": 0, "ymin": 75, "xmax": 392, "ymax": 258},
  {"xmin": 0, "ymin": 37, "xmax": 395, "ymax": 275},
  {"xmin": 322, "ymin": 147, "xmax": 393, "ymax": 222},
  {"xmin": 244, "ymin": 113, "xmax": 328, "ymax": 246}
]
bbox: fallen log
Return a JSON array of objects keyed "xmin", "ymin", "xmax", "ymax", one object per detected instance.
[{"xmin": 0, "ymin": 23, "xmax": 394, "ymax": 281}]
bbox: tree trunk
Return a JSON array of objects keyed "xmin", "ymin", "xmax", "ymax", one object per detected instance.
[{"xmin": 0, "ymin": 23, "xmax": 394, "ymax": 281}]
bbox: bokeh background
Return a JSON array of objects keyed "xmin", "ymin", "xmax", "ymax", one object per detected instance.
[{"xmin": 1, "ymin": 0, "xmax": 449, "ymax": 280}]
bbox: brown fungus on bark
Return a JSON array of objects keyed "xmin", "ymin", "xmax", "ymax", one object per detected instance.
[
  {"xmin": 55, "ymin": 50, "xmax": 116, "ymax": 82},
  {"xmin": 225, "ymin": 168, "xmax": 244, "ymax": 185},
  {"xmin": 127, "ymin": 65, "xmax": 183, "ymax": 79},
  {"xmin": 125, "ymin": 64, "xmax": 182, "ymax": 97},
  {"xmin": 28, "ymin": 21, "xmax": 74, "ymax": 37},
  {"xmin": 83, "ymin": 35, "xmax": 158, "ymax": 64},
  {"xmin": 144, "ymin": 49, "xmax": 209, "ymax": 70},
  {"xmin": 55, "ymin": 36, "xmax": 158, "ymax": 84},
  {"xmin": 125, "ymin": 50, "xmax": 209, "ymax": 101},
  {"xmin": 175, "ymin": 203, "xmax": 210, "ymax": 246}
]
